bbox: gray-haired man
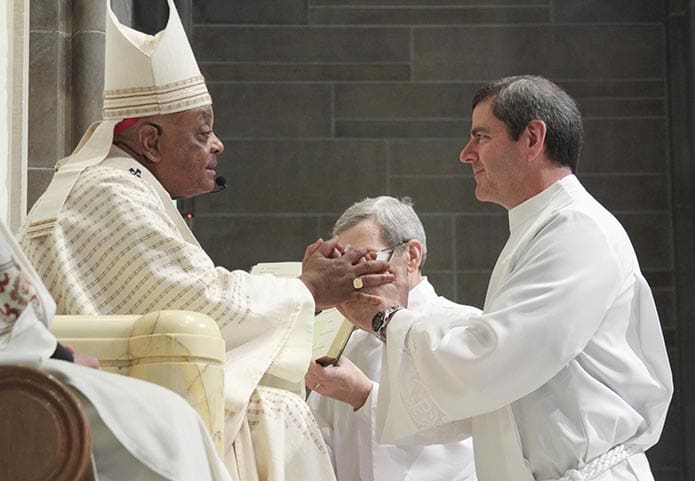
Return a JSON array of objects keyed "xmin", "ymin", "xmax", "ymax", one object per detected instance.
[{"xmin": 306, "ymin": 196, "xmax": 479, "ymax": 481}]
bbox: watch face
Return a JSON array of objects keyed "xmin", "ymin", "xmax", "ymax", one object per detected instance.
[{"xmin": 372, "ymin": 311, "xmax": 386, "ymax": 332}]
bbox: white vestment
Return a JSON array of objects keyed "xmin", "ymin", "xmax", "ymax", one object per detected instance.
[
  {"xmin": 0, "ymin": 219, "xmax": 231, "ymax": 481},
  {"xmin": 374, "ymin": 176, "xmax": 673, "ymax": 481},
  {"xmin": 18, "ymin": 147, "xmax": 336, "ymax": 481},
  {"xmin": 309, "ymin": 278, "xmax": 479, "ymax": 481}
]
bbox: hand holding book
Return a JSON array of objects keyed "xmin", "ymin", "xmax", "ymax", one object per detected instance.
[{"xmin": 305, "ymin": 355, "xmax": 373, "ymax": 411}]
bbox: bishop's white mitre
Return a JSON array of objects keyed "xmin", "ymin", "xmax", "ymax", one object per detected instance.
[
  {"xmin": 26, "ymin": 0, "xmax": 210, "ymax": 236},
  {"xmin": 103, "ymin": 0, "xmax": 211, "ymax": 119}
]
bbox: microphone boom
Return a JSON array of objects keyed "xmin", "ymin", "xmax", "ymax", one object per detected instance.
[{"xmin": 211, "ymin": 176, "xmax": 227, "ymax": 194}]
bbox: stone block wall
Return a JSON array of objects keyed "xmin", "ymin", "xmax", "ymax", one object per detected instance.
[
  {"xmin": 667, "ymin": 1, "xmax": 695, "ymax": 479},
  {"xmin": 188, "ymin": 1, "xmax": 682, "ymax": 478},
  {"xmin": 26, "ymin": 0, "xmax": 131, "ymax": 207},
  {"xmin": 24, "ymin": 0, "xmax": 695, "ymax": 479}
]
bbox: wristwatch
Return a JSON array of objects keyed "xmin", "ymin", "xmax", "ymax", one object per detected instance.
[{"xmin": 372, "ymin": 305, "xmax": 403, "ymax": 342}]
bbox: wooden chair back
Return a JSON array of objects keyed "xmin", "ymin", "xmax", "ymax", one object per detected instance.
[{"xmin": 0, "ymin": 365, "xmax": 92, "ymax": 481}]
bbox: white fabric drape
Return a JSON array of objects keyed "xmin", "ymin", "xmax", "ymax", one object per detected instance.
[
  {"xmin": 374, "ymin": 176, "xmax": 673, "ymax": 481},
  {"xmin": 309, "ymin": 278, "xmax": 479, "ymax": 481}
]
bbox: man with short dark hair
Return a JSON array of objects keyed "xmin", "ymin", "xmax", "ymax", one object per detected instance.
[{"xmin": 339, "ymin": 76, "xmax": 673, "ymax": 481}]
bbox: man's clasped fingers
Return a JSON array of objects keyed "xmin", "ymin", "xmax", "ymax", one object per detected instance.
[{"xmin": 351, "ymin": 272, "xmax": 394, "ymax": 291}]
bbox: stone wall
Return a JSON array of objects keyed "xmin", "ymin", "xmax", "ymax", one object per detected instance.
[
  {"xmin": 25, "ymin": 0, "xmax": 693, "ymax": 479},
  {"xmin": 188, "ymin": 0, "xmax": 680, "ymax": 478}
]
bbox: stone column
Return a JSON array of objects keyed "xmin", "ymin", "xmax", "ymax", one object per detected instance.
[
  {"xmin": 2, "ymin": 0, "xmax": 29, "ymax": 231},
  {"xmin": 27, "ymin": 0, "xmax": 132, "ymax": 210},
  {"xmin": 27, "ymin": 0, "xmax": 72, "ymax": 209}
]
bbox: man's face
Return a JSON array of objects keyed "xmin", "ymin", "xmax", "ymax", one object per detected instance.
[
  {"xmin": 338, "ymin": 219, "xmax": 411, "ymax": 306},
  {"xmin": 459, "ymin": 98, "xmax": 527, "ymax": 209},
  {"xmin": 338, "ymin": 220, "xmax": 393, "ymax": 260},
  {"xmin": 153, "ymin": 105, "xmax": 224, "ymax": 199}
]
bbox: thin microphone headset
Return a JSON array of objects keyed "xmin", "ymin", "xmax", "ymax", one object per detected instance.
[
  {"xmin": 182, "ymin": 176, "xmax": 227, "ymax": 220},
  {"xmin": 211, "ymin": 176, "xmax": 227, "ymax": 194}
]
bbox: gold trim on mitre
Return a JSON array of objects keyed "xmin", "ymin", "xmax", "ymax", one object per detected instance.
[{"xmin": 103, "ymin": 0, "xmax": 211, "ymax": 119}]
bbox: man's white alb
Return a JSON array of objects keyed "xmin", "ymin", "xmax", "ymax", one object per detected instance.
[{"xmin": 374, "ymin": 175, "xmax": 672, "ymax": 481}]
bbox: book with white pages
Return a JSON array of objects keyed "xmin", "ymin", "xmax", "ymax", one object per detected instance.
[{"xmin": 250, "ymin": 261, "xmax": 356, "ymax": 366}]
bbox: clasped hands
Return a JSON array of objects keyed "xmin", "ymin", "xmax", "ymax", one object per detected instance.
[
  {"xmin": 300, "ymin": 237, "xmax": 409, "ymax": 409},
  {"xmin": 299, "ymin": 235, "xmax": 409, "ymax": 334},
  {"xmin": 298, "ymin": 236, "xmax": 396, "ymax": 315}
]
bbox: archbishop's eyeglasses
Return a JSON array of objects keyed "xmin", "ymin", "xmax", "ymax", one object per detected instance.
[{"xmin": 375, "ymin": 240, "xmax": 410, "ymax": 262}]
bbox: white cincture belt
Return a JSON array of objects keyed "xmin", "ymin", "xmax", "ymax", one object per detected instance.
[{"xmin": 553, "ymin": 444, "xmax": 642, "ymax": 481}]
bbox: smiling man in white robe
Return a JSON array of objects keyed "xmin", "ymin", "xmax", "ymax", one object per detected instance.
[
  {"xmin": 338, "ymin": 76, "xmax": 673, "ymax": 481},
  {"xmin": 17, "ymin": 1, "xmax": 392, "ymax": 480}
]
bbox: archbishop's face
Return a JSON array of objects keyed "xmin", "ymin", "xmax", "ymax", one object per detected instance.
[{"xmin": 156, "ymin": 105, "xmax": 225, "ymax": 199}]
